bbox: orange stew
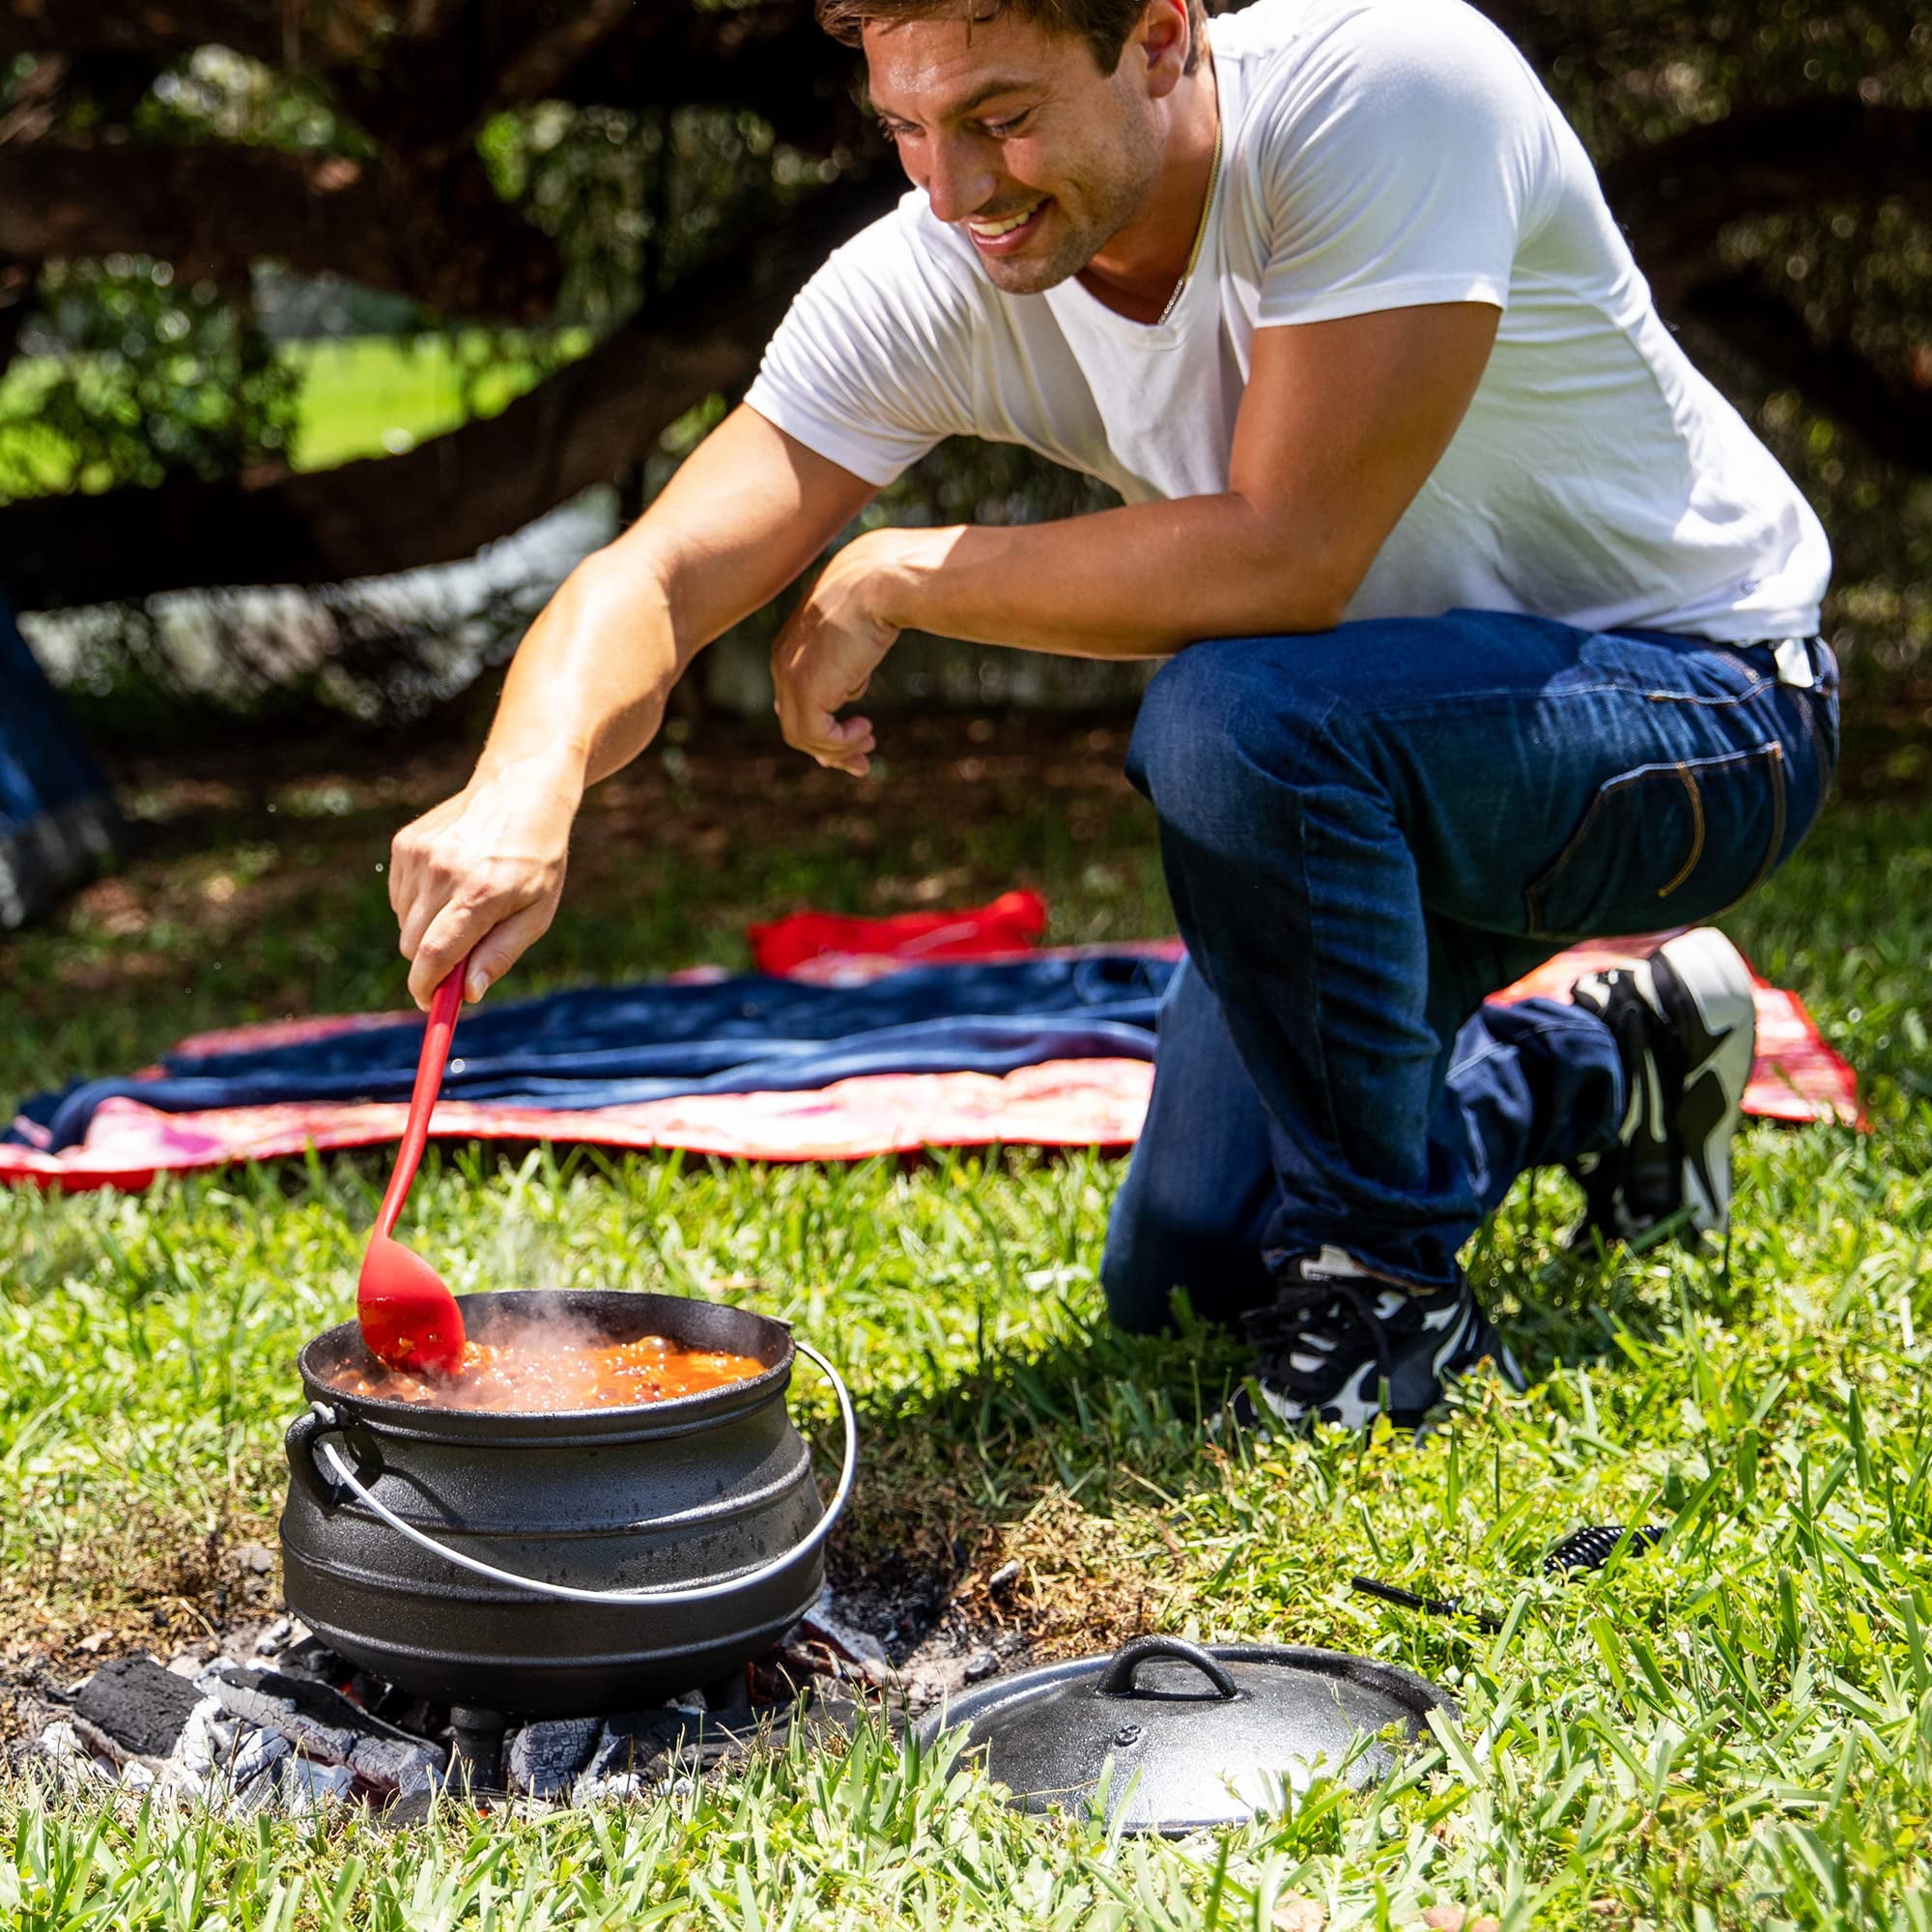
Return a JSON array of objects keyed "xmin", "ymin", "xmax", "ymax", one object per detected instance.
[{"xmin": 329, "ymin": 1334, "xmax": 766, "ymax": 1411}]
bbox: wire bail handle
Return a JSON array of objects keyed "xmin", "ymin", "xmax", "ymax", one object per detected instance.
[{"xmin": 296, "ymin": 1338, "xmax": 857, "ymax": 1608}]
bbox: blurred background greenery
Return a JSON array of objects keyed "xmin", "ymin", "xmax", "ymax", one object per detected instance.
[{"xmin": 0, "ymin": 0, "xmax": 1928, "ymax": 743}]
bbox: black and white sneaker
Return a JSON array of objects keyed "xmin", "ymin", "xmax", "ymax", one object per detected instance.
[
  {"xmin": 1233, "ymin": 1245, "xmax": 1523, "ymax": 1433},
  {"xmin": 1568, "ymin": 927, "xmax": 1757, "ymax": 1249}
]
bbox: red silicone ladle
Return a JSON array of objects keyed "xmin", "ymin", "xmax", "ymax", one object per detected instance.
[{"xmin": 356, "ymin": 958, "xmax": 469, "ymax": 1375}]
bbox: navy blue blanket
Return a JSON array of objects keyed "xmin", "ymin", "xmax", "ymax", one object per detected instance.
[{"xmin": 10, "ymin": 955, "xmax": 1179, "ymax": 1153}]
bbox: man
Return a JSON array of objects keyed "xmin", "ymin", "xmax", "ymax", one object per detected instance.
[{"xmin": 390, "ymin": 0, "xmax": 1838, "ymax": 1429}]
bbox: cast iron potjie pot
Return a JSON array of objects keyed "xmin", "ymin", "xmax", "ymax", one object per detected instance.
[{"xmin": 280, "ymin": 1291, "xmax": 837, "ymax": 1717}]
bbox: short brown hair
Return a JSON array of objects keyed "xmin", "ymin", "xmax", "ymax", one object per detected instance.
[{"xmin": 815, "ymin": 0, "xmax": 1208, "ymax": 77}]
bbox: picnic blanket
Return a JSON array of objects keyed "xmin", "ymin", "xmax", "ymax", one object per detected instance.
[{"xmin": 1, "ymin": 895, "xmax": 1859, "ymax": 1193}]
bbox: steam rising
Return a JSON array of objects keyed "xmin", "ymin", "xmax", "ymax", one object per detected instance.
[
  {"xmin": 331, "ymin": 1299, "xmax": 763, "ymax": 1412},
  {"xmin": 476, "ymin": 1302, "xmax": 612, "ymax": 1359}
]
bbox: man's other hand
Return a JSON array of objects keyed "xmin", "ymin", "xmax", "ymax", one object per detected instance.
[
  {"xmin": 771, "ymin": 530, "xmax": 914, "ymax": 777},
  {"xmin": 389, "ymin": 748, "xmax": 584, "ymax": 1009}
]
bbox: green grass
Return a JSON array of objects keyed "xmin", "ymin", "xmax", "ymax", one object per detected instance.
[
  {"xmin": 280, "ymin": 332, "xmax": 590, "ymax": 470},
  {"xmin": 3, "ymin": 719, "xmax": 1931, "ymax": 1927},
  {"xmin": 0, "ymin": 329, "xmax": 589, "ymax": 495}
]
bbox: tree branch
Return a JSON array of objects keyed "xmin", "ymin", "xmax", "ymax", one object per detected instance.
[
  {"xmin": 336, "ymin": 0, "xmax": 682, "ymax": 168},
  {"xmin": 1605, "ymin": 101, "xmax": 1932, "ymax": 304},
  {"xmin": 0, "ymin": 0, "xmax": 374, "ymax": 69},
  {"xmin": 493, "ymin": 0, "xmax": 645, "ymax": 108},
  {"xmin": 1, "ymin": 172, "xmax": 899, "ymax": 609},
  {"xmin": 552, "ymin": 10, "xmax": 861, "ymax": 150},
  {"xmin": 0, "ymin": 140, "xmax": 558, "ymax": 316},
  {"xmin": 0, "ymin": 256, "xmax": 31, "ymax": 370},
  {"xmin": 1677, "ymin": 270, "xmax": 1932, "ymax": 473}
]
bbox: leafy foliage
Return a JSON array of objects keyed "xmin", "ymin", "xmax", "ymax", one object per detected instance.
[
  {"xmin": 1, "ymin": 2, "xmax": 1930, "ymax": 710},
  {"xmin": 9, "ymin": 260, "xmax": 298, "ymax": 497}
]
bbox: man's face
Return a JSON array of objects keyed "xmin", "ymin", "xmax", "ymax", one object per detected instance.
[{"xmin": 864, "ymin": 8, "xmax": 1165, "ymax": 295}]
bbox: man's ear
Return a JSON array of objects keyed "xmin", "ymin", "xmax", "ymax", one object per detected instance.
[{"xmin": 1134, "ymin": 0, "xmax": 1193, "ymax": 99}]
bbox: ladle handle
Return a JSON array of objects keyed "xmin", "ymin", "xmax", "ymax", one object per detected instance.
[
  {"xmin": 298, "ymin": 1340, "xmax": 857, "ymax": 1608},
  {"xmin": 374, "ymin": 956, "xmax": 468, "ymax": 1240},
  {"xmin": 1095, "ymin": 1634, "xmax": 1239, "ymax": 1700}
]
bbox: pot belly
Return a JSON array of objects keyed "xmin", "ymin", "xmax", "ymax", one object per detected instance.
[
  {"xmin": 280, "ymin": 1406, "xmax": 826, "ymax": 1716},
  {"xmin": 282, "ymin": 1543, "xmax": 821, "ymax": 1715}
]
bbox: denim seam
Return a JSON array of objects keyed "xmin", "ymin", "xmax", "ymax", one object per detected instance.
[
  {"xmin": 1725, "ymin": 740, "xmax": 1787, "ymax": 913},
  {"xmin": 1452, "ymin": 1010, "xmax": 1626, "ymax": 1161},
  {"xmin": 1448, "ymin": 1009, "xmax": 1608, "ymax": 1078},
  {"xmin": 1793, "ymin": 685, "xmax": 1837, "ymax": 795},
  {"xmin": 1652, "ymin": 776, "xmax": 1697, "ymax": 902},
  {"xmin": 1632, "ymin": 686, "xmax": 1768, "ymax": 710},
  {"xmin": 1523, "ymin": 743, "xmax": 1783, "ymax": 936},
  {"xmin": 1444, "ymin": 1037, "xmax": 1514, "ymax": 1085},
  {"xmin": 1360, "ymin": 680, "xmax": 1632, "ymax": 722},
  {"xmin": 1360, "ymin": 679, "xmax": 1767, "ymax": 725},
  {"xmin": 1239, "ymin": 679, "xmax": 1347, "ymax": 1158}
]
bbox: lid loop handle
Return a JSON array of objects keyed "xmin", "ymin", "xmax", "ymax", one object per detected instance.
[{"xmin": 1096, "ymin": 1634, "xmax": 1239, "ymax": 1700}]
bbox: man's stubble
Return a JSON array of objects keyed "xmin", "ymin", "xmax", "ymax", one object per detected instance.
[{"xmin": 973, "ymin": 105, "xmax": 1164, "ymax": 297}]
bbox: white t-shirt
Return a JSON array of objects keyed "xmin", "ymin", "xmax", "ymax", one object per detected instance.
[{"xmin": 745, "ymin": 0, "xmax": 1831, "ymax": 641}]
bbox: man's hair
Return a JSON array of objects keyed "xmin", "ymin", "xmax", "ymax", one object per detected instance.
[{"xmin": 815, "ymin": 0, "xmax": 1209, "ymax": 77}]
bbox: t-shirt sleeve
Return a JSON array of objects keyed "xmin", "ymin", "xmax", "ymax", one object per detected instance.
[
  {"xmin": 1252, "ymin": 5, "xmax": 1549, "ymax": 327},
  {"xmin": 744, "ymin": 205, "xmax": 980, "ymax": 488}
]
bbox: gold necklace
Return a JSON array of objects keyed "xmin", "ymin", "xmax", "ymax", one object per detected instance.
[{"xmin": 1155, "ymin": 97, "xmax": 1224, "ymax": 328}]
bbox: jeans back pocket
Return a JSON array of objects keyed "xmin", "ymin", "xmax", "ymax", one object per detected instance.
[{"xmin": 1524, "ymin": 743, "xmax": 1787, "ymax": 939}]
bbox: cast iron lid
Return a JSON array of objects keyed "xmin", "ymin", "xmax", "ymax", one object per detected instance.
[{"xmin": 921, "ymin": 1634, "xmax": 1452, "ymax": 1835}]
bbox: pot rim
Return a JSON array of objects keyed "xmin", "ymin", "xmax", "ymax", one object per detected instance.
[{"xmin": 296, "ymin": 1288, "xmax": 798, "ymax": 1438}]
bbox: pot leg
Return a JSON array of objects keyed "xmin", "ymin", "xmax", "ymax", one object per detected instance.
[
  {"xmin": 448, "ymin": 1706, "xmax": 508, "ymax": 1792},
  {"xmin": 701, "ymin": 1666, "xmax": 753, "ymax": 1714}
]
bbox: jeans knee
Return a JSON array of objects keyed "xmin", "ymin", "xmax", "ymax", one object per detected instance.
[
  {"xmin": 1127, "ymin": 639, "xmax": 1360, "ymax": 828},
  {"xmin": 1128, "ymin": 639, "xmax": 1291, "ymax": 807},
  {"xmin": 1127, "ymin": 647, "xmax": 1214, "ymax": 805}
]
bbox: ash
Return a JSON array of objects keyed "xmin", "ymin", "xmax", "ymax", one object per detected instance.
[{"xmin": 14, "ymin": 1587, "xmax": 956, "ymax": 1820}]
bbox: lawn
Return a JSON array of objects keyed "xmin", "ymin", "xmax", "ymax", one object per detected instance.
[
  {"xmin": 0, "ymin": 331, "xmax": 587, "ymax": 498},
  {"xmin": 282, "ymin": 332, "xmax": 590, "ymax": 471},
  {"xmin": 2, "ymin": 707, "xmax": 1930, "ymax": 1928}
]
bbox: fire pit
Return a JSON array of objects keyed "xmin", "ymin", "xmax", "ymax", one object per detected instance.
[
  {"xmin": 29, "ymin": 1609, "xmax": 877, "ymax": 1812},
  {"xmin": 280, "ymin": 1290, "xmax": 855, "ymax": 1722}
]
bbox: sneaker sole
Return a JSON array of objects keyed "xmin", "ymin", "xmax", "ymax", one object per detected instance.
[{"xmin": 1647, "ymin": 928, "xmax": 1757, "ymax": 1236}]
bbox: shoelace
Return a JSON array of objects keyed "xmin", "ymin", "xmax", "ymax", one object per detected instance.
[{"xmin": 1244, "ymin": 1272, "xmax": 1393, "ymax": 1400}]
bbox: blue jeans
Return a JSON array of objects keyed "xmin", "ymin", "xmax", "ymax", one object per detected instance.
[{"xmin": 1101, "ymin": 611, "xmax": 1840, "ymax": 1331}]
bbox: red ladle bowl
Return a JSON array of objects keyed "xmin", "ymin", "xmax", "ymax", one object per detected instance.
[{"xmin": 356, "ymin": 959, "xmax": 469, "ymax": 1375}]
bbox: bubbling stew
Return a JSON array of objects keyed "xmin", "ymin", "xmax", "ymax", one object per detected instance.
[{"xmin": 329, "ymin": 1332, "xmax": 767, "ymax": 1411}]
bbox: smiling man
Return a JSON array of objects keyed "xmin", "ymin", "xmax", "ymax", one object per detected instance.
[{"xmin": 391, "ymin": 0, "xmax": 1838, "ymax": 1430}]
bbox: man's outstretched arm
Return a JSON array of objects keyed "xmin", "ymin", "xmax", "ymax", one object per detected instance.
[
  {"xmin": 771, "ymin": 300, "xmax": 1498, "ymax": 774},
  {"xmin": 389, "ymin": 406, "xmax": 875, "ymax": 1008}
]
